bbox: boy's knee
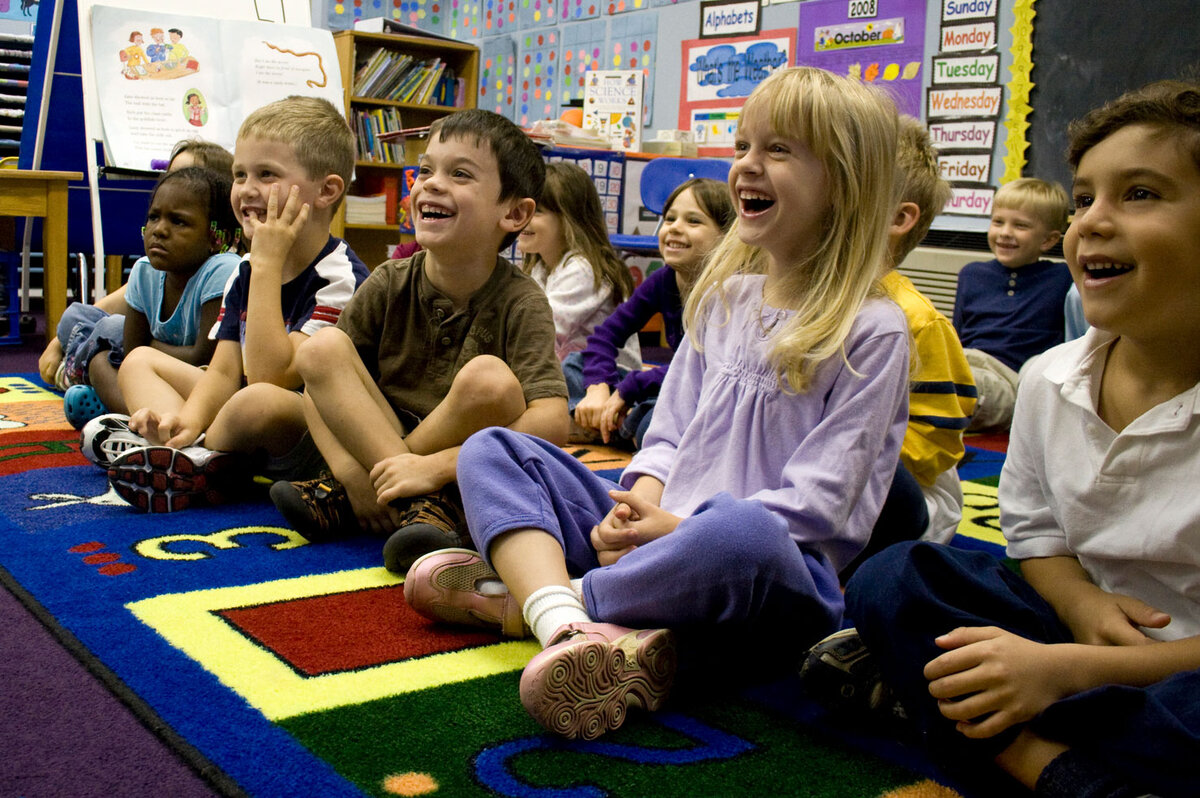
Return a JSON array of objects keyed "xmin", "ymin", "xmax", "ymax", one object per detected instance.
[
  {"xmin": 449, "ymin": 356, "xmax": 524, "ymax": 414},
  {"xmin": 118, "ymin": 344, "xmax": 164, "ymax": 376},
  {"xmin": 294, "ymin": 327, "xmax": 353, "ymax": 381}
]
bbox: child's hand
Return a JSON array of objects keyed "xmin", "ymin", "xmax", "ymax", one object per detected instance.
[
  {"xmin": 1059, "ymin": 589, "xmax": 1170, "ymax": 646},
  {"xmin": 924, "ymin": 626, "xmax": 1079, "ymax": 739},
  {"xmin": 369, "ymin": 453, "xmax": 442, "ymax": 506},
  {"xmin": 344, "ymin": 476, "xmax": 405, "ymax": 536},
  {"xmin": 596, "ymin": 391, "xmax": 628, "ymax": 444},
  {"xmin": 129, "ymin": 408, "xmax": 201, "ymax": 449},
  {"xmin": 39, "ymin": 338, "xmax": 64, "ymax": 386},
  {"xmin": 590, "ymin": 488, "xmax": 680, "ymax": 566},
  {"xmin": 573, "ymin": 383, "xmax": 612, "ymax": 435},
  {"xmin": 245, "ymin": 185, "xmax": 309, "ymax": 272}
]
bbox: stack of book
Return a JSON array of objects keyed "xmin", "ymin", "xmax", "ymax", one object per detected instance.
[
  {"xmin": 353, "ymin": 106, "xmax": 406, "ymax": 163},
  {"xmin": 344, "ymin": 194, "xmax": 389, "ymax": 226},
  {"xmin": 352, "ymin": 49, "xmax": 464, "ymax": 107}
]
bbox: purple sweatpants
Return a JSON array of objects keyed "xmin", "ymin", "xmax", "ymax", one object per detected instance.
[{"xmin": 456, "ymin": 428, "xmax": 844, "ymax": 646}]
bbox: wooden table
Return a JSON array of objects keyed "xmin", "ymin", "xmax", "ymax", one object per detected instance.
[{"xmin": 0, "ymin": 169, "xmax": 83, "ymax": 340}]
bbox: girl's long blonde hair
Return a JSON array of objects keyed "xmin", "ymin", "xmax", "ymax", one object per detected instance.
[
  {"xmin": 523, "ymin": 161, "xmax": 634, "ymax": 302},
  {"xmin": 684, "ymin": 67, "xmax": 899, "ymax": 392}
]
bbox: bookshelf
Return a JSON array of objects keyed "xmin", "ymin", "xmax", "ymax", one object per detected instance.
[{"xmin": 333, "ymin": 30, "xmax": 479, "ymax": 266}]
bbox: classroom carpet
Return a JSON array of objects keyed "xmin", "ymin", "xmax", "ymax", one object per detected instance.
[{"xmin": 0, "ymin": 373, "xmax": 1006, "ymax": 798}]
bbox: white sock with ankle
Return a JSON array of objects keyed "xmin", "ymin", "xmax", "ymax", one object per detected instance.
[
  {"xmin": 523, "ymin": 585, "xmax": 590, "ymax": 648},
  {"xmin": 570, "ymin": 577, "xmax": 585, "ymax": 601}
]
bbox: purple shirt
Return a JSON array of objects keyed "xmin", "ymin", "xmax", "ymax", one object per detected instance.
[
  {"xmin": 581, "ymin": 265, "xmax": 684, "ymax": 403},
  {"xmin": 622, "ymin": 275, "xmax": 911, "ymax": 572}
]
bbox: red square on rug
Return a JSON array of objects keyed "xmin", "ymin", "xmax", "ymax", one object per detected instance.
[{"xmin": 217, "ymin": 585, "xmax": 502, "ymax": 677}]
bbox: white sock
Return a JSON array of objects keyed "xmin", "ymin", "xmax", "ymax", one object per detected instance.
[
  {"xmin": 523, "ymin": 585, "xmax": 590, "ymax": 648},
  {"xmin": 569, "ymin": 577, "xmax": 585, "ymax": 601}
]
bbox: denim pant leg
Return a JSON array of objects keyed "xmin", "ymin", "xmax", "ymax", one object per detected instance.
[
  {"xmin": 58, "ymin": 305, "xmax": 126, "ymax": 385},
  {"xmin": 561, "ymin": 352, "xmax": 587, "ymax": 413},
  {"xmin": 841, "ymin": 461, "xmax": 930, "ymax": 580},
  {"xmin": 845, "ymin": 541, "xmax": 1071, "ymax": 766},
  {"xmin": 457, "ymin": 427, "xmax": 616, "ymax": 576}
]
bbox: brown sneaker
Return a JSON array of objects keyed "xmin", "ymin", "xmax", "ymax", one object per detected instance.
[
  {"xmin": 269, "ymin": 474, "xmax": 359, "ymax": 542},
  {"xmin": 382, "ymin": 486, "xmax": 470, "ymax": 573}
]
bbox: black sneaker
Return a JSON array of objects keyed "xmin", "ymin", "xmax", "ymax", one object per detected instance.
[
  {"xmin": 382, "ymin": 486, "xmax": 470, "ymax": 574},
  {"xmin": 270, "ymin": 475, "xmax": 359, "ymax": 542},
  {"xmin": 798, "ymin": 628, "xmax": 907, "ymax": 723}
]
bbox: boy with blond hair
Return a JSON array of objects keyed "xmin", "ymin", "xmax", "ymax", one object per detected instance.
[
  {"xmin": 842, "ymin": 117, "xmax": 978, "ymax": 579},
  {"xmin": 270, "ymin": 109, "xmax": 567, "ymax": 574},
  {"xmin": 835, "ymin": 78, "xmax": 1200, "ymax": 798},
  {"xmin": 954, "ymin": 177, "xmax": 1072, "ymax": 430},
  {"xmin": 92, "ymin": 95, "xmax": 369, "ymax": 512}
]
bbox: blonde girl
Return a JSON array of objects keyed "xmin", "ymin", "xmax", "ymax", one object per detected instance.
[
  {"xmin": 519, "ymin": 161, "xmax": 639, "ymax": 366},
  {"xmin": 404, "ymin": 67, "xmax": 910, "ymax": 741},
  {"xmin": 570, "ymin": 177, "xmax": 734, "ymax": 446}
]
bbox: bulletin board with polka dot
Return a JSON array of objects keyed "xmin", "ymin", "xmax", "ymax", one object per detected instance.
[
  {"xmin": 519, "ymin": 0, "xmax": 558, "ymax": 30},
  {"xmin": 606, "ymin": 11, "xmax": 656, "ymax": 124},
  {"xmin": 483, "ymin": 0, "xmax": 519, "ymax": 36},
  {"xmin": 447, "ymin": 0, "xmax": 484, "ymax": 39},
  {"xmin": 604, "ymin": 0, "xmax": 649, "ymax": 15},
  {"xmin": 559, "ymin": 18, "xmax": 606, "ymax": 112},
  {"xmin": 559, "ymin": 0, "xmax": 600, "ymax": 22},
  {"xmin": 480, "ymin": 35, "xmax": 518, "ymax": 121},
  {"xmin": 515, "ymin": 28, "xmax": 559, "ymax": 126}
]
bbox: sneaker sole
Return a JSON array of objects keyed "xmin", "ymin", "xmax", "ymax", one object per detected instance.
[
  {"xmin": 403, "ymin": 548, "xmax": 526, "ymax": 637},
  {"xmin": 520, "ymin": 628, "xmax": 676, "ymax": 740},
  {"xmin": 109, "ymin": 447, "xmax": 241, "ymax": 513},
  {"xmin": 383, "ymin": 522, "xmax": 468, "ymax": 574}
]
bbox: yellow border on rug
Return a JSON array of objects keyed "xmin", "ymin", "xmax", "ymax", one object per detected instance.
[{"xmin": 127, "ymin": 567, "xmax": 539, "ymax": 721}]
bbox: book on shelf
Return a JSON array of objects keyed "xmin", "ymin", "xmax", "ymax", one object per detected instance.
[
  {"xmin": 354, "ymin": 106, "xmax": 405, "ymax": 163},
  {"xmin": 345, "ymin": 193, "xmax": 389, "ymax": 226}
]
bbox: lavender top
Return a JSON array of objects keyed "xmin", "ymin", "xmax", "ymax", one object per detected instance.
[{"xmin": 622, "ymin": 275, "xmax": 911, "ymax": 572}]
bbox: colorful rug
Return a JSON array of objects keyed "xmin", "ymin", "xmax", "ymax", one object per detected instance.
[{"xmin": 0, "ymin": 374, "xmax": 1005, "ymax": 798}]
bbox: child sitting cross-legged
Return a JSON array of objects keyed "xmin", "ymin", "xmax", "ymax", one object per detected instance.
[
  {"xmin": 269, "ymin": 109, "xmax": 568, "ymax": 575},
  {"xmin": 518, "ymin": 161, "xmax": 640, "ymax": 369},
  {"xmin": 954, "ymin": 177, "xmax": 1073, "ymax": 430},
  {"xmin": 87, "ymin": 96, "xmax": 370, "ymax": 512},
  {"xmin": 41, "ymin": 139, "xmax": 237, "ymax": 428},
  {"xmin": 813, "ymin": 79, "xmax": 1200, "ymax": 798},
  {"xmin": 840, "ymin": 116, "xmax": 978, "ymax": 579},
  {"xmin": 403, "ymin": 67, "xmax": 910, "ymax": 740},
  {"xmin": 567, "ymin": 177, "xmax": 735, "ymax": 447}
]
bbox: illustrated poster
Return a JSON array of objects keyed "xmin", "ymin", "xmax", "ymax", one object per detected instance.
[{"xmin": 582, "ymin": 69, "xmax": 642, "ymax": 151}]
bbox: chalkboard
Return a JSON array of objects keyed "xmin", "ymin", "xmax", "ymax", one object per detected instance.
[{"xmin": 1028, "ymin": 1, "xmax": 1200, "ymax": 193}]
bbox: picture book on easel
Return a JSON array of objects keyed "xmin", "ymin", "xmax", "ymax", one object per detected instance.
[{"xmin": 89, "ymin": 4, "xmax": 341, "ymax": 170}]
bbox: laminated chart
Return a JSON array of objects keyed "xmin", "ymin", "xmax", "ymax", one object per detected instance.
[
  {"xmin": 480, "ymin": 35, "xmax": 517, "ymax": 121},
  {"xmin": 560, "ymin": 0, "xmax": 601, "ymax": 21},
  {"xmin": 395, "ymin": 0, "xmax": 449, "ymax": 32},
  {"xmin": 447, "ymin": 0, "xmax": 484, "ymax": 39},
  {"xmin": 519, "ymin": 0, "xmax": 559, "ymax": 30},
  {"xmin": 608, "ymin": 11, "xmax": 656, "ymax": 124},
  {"xmin": 560, "ymin": 18, "xmax": 606, "ymax": 112},
  {"xmin": 606, "ymin": 0, "xmax": 649, "ymax": 14},
  {"xmin": 483, "ymin": 0, "xmax": 519, "ymax": 35},
  {"xmin": 515, "ymin": 28, "xmax": 559, "ymax": 126}
]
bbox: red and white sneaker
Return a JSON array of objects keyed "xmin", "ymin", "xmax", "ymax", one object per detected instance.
[
  {"xmin": 108, "ymin": 445, "xmax": 248, "ymax": 513},
  {"xmin": 403, "ymin": 548, "xmax": 528, "ymax": 638},
  {"xmin": 519, "ymin": 622, "xmax": 676, "ymax": 740}
]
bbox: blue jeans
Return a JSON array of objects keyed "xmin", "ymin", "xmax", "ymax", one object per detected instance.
[
  {"xmin": 562, "ymin": 352, "xmax": 657, "ymax": 448},
  {"xmin": 56, "ymin": 304, "xmax": 125, "ymax": 386},
  {"xmin": 846, "ymin": 542, "xmax": 1200, "ymax": 797}
]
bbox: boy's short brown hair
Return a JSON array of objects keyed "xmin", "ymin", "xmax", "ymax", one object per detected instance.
[
  {"xmin": 892, "ymin": 116, "xmax": 951, "ymax": 263},
  {"xmin": 1068, "ymin": 79, "xmax": 1200, "ymax": 172},
  {"xmin": 993, "ymin": 177, "xmax": 1070, "ymax": 233},
  {"xmin": 237, "ymin": 95, "xmax": 355, "ymax": 192}
]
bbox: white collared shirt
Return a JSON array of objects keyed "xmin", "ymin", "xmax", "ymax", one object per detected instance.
[{"xmin": 1001, "ymin": 328, "xmax": 1200, "ymax": 641}]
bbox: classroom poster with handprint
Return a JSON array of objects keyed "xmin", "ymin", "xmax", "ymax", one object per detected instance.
[{"xmin": 89, "ymin": 4, "xmax": 342, "ymax": 169}]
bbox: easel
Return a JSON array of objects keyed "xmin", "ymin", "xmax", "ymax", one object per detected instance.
[{"xmin": 18, "ymin": 0, "xmax": 313, "ymax": 314}]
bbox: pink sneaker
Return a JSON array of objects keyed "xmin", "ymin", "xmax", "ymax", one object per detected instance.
[
  {"xmin": 519, "ymin": 622, "xmax": 676, "ymax": 740},
  {"xmin": 403, "ymin": 548, "xmax": 528, "ymax": 638}
]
